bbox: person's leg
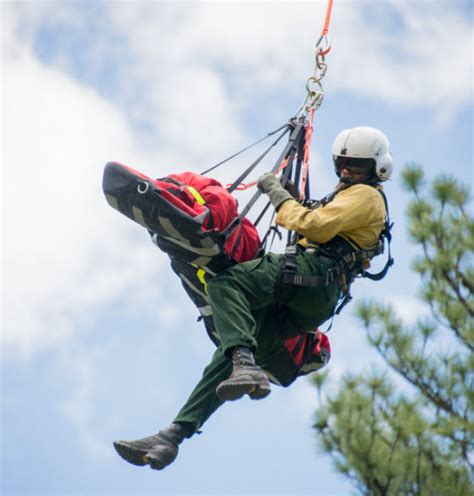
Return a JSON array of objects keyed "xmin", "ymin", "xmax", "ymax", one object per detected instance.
[
  {"xmin": 206, "ymin": 254, "xmax": 281, "ymax": 354},
  {"xmin": 114, "ymin": 348, "xmax": 231, "ymax": 470},
  {"xmin": 172, "ymin": 347, "xmax": 230, "ymax": 430},
  {"xmin": 283, "ymin": 252, "xmax": 341, "ymax": 334},
  {"xmin": 207, "ymin": 251, "xmax": 339, "ymax": 346},
  {"xmin": 206, "ymin": 254, "xmax": 281, "ymax": 400},
  {"xmin": 144, "ymin": 347, "xmax": 234, "ymax": 470},
  {"xmin": 113, "ymin": 423, "xmax": 192, "ymax": 469}
]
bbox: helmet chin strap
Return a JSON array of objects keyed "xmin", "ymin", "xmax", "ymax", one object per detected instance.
[
  {"xmin": 339, "ymin": 176, "xmax": 353, "ymax": 185},
  {"xmin": 338, "ymin": 173, "xmax": 374, "ymax": 187}
]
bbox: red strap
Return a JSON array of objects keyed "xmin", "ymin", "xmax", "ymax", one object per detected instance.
[
  {"xmin": 225, "ymin": 157, "xmax": 290, "ymax": 191},
  {"xmin": 300, "ymin": 109, "xmax": 315, "ymax": 198}
]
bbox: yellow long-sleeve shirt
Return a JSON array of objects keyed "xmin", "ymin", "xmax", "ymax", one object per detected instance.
[{"xmin": 275, "ymin": 184, "xmax": 386, "ymax": 249}]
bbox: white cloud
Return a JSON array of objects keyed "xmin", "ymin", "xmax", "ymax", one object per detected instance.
[
  {"xmin": 3, "ymin": 2, "xmax": 268, "ymax": 362},
  {"xmin": 106, "ymin": 1, "xmax": 472, "ymax": 127},
  {"xmin": 329, "ymin": 1, "xmax": 473, "ymax": 123},
  {"xmin": 2, "ymin": 13, "xmax": 170, "ymax": 359},
  {"xmin": 5, "ymin": 2, "xmax": 472, "ymax": 154},
  {"xmin": 386, "ymin": 292, "xmax": 429, "ymax": 324},
  {"xmin": 57, "ymin": 347, "xmax": 113, "ymax": 459}
]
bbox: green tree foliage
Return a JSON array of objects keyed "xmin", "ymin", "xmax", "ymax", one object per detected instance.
[{"xmin": 314, "ymin": 165, "xmax": 473, "ymax": 495}]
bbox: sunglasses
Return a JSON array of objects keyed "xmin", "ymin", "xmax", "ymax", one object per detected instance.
[{"xmin": 334, "ymin": 156, "xmax": 375, "ymax": 174}]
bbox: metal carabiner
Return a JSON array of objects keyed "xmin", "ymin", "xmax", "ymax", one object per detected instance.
[
  {"xmin": 315, "ymin": 34, "xmax": 331, "ymax": 57},
  {"xmin": 315, "ymin": 50, "xmax": 327, "ymax": 72},
  {"xmin": 305, "ymin": 76, "xmax": 324, "ymax": 97}
]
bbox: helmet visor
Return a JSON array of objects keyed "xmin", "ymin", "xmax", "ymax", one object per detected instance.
[{"xmin": 334, "ymin": 156, "xmax": 375, "ymax": 175}]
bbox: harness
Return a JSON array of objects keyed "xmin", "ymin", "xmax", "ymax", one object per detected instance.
[{"xmin": 276, "ymin": 187, "xmax": 394, "ymax": 316}]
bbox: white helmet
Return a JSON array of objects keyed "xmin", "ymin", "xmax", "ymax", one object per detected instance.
[{"xmin": 331, "ymin": 126, "xmax": 393, "ymax": 182}]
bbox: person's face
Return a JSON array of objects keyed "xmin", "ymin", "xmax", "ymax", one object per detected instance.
[{"xmin": 339, "ymin": 165, "xmax": 370, "ymax": 183}]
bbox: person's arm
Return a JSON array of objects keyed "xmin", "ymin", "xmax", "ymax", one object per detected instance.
[
  {"xmin": 275, "ymin": 185, "xmax": 385, "ymax": 244},
  {"xmin": 257, "ymin": 174, "xmax": 383, "ymax": 244}
]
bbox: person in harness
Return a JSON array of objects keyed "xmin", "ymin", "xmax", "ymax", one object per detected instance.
[{"xmin": 113, "ymin": 126, "xmax": 393, "ymax": 470}]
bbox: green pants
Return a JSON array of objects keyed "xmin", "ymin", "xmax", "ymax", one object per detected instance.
[
  {"xmin": 173, "ymin": 250, "xmax": 340, "ymax": 433},
  {"xmin": 208, "ymin": 252, "xmax": 340, "ymax": 353},
  {"xmin": 172, "ymin": 306, "xmax": 285, "ymax": 432}
]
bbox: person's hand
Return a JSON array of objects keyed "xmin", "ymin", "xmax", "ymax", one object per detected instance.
[
  {"xmin": 257, "ymin": 172, "xmax": 280, "ymax": 193},
  {"xmin": 257, "ymin": 172, "xmax": 293, "ymax": 209}
]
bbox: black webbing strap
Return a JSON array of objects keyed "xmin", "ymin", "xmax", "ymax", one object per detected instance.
[
  {"xmin": 362, "ymin": 190, "xmax": 394, "ymax": 281},
  {"xmin": 279, "ymin": 234, "xmax": 392, "ymax": 288},
  {"xmin": 239, "ymin": 123, "xmax": 306, "ymax": 218},
  {"xmin": 200, "ymin": 122, "xmax": 290, "ymax": 176},
  {"xmin": 279, "ymin": 126, "xmax": 307, "ymax": 247},
  {"xmin": 281, "ymin": 270, "xmax": 340, "ymax": 287},
  {"xmin": 304, "ymin": 168, "xmax": 311, "ymax": 200},
  {"xmin": 226, "ymin": 125, "xmax": 291, "ymax": 194},
  {"xmin": 279, "ymin": 245, "xmax": 343, "ymax": 289},
  {"xmin": 291, "ymin": 128, "xmax": 306, "ymax": 193},
  {"xmin": 254, "ymin": 200, "xmax": 272, "ymax": 227},
  {"xmin": 220, "ymin": 123, "xmax": 307, "ymax": 241}
]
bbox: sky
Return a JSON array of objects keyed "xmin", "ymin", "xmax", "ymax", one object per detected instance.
[{"xmin": 1, "ymin": 1, "xmax": 473, "ymax": 495}]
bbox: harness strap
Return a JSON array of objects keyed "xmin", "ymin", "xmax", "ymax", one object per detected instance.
[
  {"xmin": 275, "ymin": 243, "xmax": 352, "ymax": 333},
  {"xmin": 279, "ymin": 239, "xmax": 388, "ymax": 289},
  {"xmin": 362, "ymin": 259, "xmax": 393, "ymax": 281},
  {"xmin": 281, "ymin": 270, "xmax": 338, "ymax": 288},
  {"xmin": 361, "ymin": 189, "xmax": 394, "ymax": 280},
  {"xmin": 241, "ymin": 122, "xmax": 306, "ymax": 218},
  {"xmin": 275, "ymin": 187, "xmax": 394, "ymax": 298},
  {"xmin": 279, "ymin": 245, "xmax": 345, "ymax": 289}
]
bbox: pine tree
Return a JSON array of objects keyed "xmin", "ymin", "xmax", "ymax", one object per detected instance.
[{"xmin": 313, "ymin": 165, "xmax": 473, "ymax": 496}]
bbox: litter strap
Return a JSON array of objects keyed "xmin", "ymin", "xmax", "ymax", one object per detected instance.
[
  {"xmin": 237, "ymin": 123, "xmax": 307, "ymax": 222},
  {"xmin": 200, "ymin": 122, "xmax": 290, "ymax": 176},
  {"xmin": 219, "ymin": 123, "xmax": 307, "ymax": 240},
  {"xmin": 227, "ymin": 125, "xmax": 291, "ymax": 193}
]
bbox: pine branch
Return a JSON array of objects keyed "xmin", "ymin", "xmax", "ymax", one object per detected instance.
[
  {"xmin": 313, "ymin": 166, "xmax": 474, "ymax": 495},
  {"xmin": 457, "ymin": 270, "xmax": 474, "ymax": 294},
  {"xmin": 371, "ymin": 337, "xmax": 461, "ymax": 419},
  {"xmin": 441, "ymin": 268, "xmax": 474, "ymax": 318}
]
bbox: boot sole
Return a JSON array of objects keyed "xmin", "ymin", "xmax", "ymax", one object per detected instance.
[
  {"xmin": 248, "ymin": 383, "xmax": 271, "ymax": 400},
  {"xmin": 145, "ymin": 453, "xmax": 171, "ymax": 470},
  {"xmin": 113, "ymin": 441, "xmax": 149, "ymax": 466},
  {"xmin": 216, "ymin": 380, "xmax": 271, "ymax": 401},
  {"xmin": 146, "ymin": 455, "xmax": 166, "ymax": 470}
]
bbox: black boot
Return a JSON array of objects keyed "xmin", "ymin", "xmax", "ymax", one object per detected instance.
[
  {"xmin": 113, "ymin": 422, "xmax": 191, "ymax": 469},
  {"xmin": 216, "ymin": 346, "xmax": 271, "ymax": 401}
]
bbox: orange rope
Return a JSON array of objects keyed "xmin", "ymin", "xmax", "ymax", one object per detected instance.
[
  {"xmin": 322, "ymin": 0, "xmax": 334, "ymax": 36},
  {"xmin": 228, "ymin": 0, "xmax": 333, "ymax": 193}
]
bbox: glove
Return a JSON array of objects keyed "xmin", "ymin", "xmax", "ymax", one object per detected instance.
[{"xmin": 257, "ymin": 172, "xmax": 293, "ymax": 210}]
